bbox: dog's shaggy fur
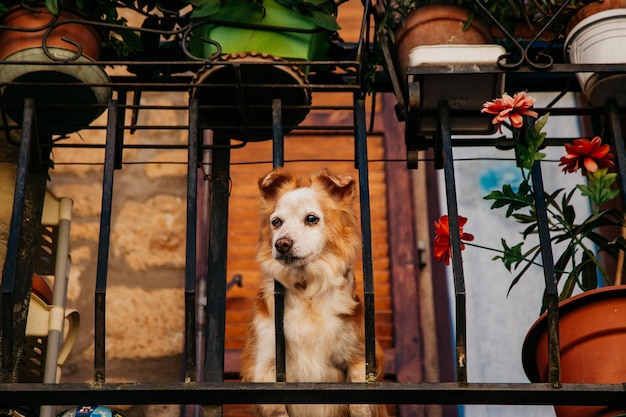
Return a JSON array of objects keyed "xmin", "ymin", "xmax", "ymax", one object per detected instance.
[{"xmin": 241, "ymin": 168, "xmax": 387, "ymax": 417}]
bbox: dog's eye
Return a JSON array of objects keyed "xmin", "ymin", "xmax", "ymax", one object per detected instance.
[
  {"xmin": 305, "ymin": 214, "xmax": 319, "ymax": 225},
  {"xmin": 271, "ymin": 217, "xmax": 282, "ymax": 228}
]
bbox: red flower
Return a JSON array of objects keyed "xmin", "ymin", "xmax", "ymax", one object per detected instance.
[
  {"xmin": 558, "ymin": 136, "xmax": 614, "ymax": 175},
  {"xmin": 481, "ymin": 91, "xmax": 538, "ymax": 132},
  {"xmin": 433, "ymin": 215, "xmax": 474, "ymax": 265}
]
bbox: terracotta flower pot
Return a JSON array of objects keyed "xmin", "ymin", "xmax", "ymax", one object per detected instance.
[
  {"xmin": 0, "ymin": 5, "xmax": 111, "ymax": 134},
  {"xmin": 393, "ymin": 4, "xmax": 492, "ymax": 81},
  {"xmin": 522, "ymin": 285, "xmax": 626, "ymax": 417},
  {"xmin": 0, "ymin": 5, "xmax": 103, "ymax": 61}
]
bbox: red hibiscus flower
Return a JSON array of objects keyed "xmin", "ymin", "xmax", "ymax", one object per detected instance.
[
  {"xmin": 433, "ymin": 215, "xmax": 474, "ymax": 265},
  {"xmin": 558, "ymin": 136, "xmax": 614, "ymax": 175},
  {"xmin": 481, "ymin": 91, "xmax": 538, "ymax": 132}
]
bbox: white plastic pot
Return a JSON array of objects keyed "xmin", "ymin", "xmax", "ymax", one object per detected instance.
[
  {"xmin": 565, "ymin": 8, "xmax": 626, "ymax": 106},
  {"xmin": 407, "ymin": 44, "xmax": 506, "ymax": 135}
]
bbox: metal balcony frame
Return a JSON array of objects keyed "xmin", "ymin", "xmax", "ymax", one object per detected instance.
[{"xmin": 1, "ymin": 0, "xmax": 626, "ymax": 414}]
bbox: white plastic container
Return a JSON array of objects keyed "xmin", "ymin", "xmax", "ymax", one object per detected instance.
[
  {"xmin": 406, "ymin": 44, "xmax": 506, "ymax": 135},
  {"xmin": 565, "ymin": 8, "xmax": 626, "ymax": 106}
]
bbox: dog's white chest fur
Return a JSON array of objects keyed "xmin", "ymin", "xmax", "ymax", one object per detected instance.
[{"xmin": 282, "ymin": 288, "xmax": 358, "ymax": 382}]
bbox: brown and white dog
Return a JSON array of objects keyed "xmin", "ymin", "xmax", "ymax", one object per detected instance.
[{"xmin": 241, "ymin": 167, "xmax": 387, "ymax": 417}]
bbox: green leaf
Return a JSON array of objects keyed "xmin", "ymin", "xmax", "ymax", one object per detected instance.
[
  {"xmin": 309, "ymin": 9, "xmax": 340, "ymax": 30},
  {"xmin": 534, "ymin": 112, "xmax": 550, "ymax": 133},
  {"xmin": 511, "ymin": 213, "xmax": 537, "ymax": 223},
  {"xmin": 553, "ymin": 242, "xmax": 575, "ymax": 277},
  {"xmin": 45, "ymin": 0, "xmax": 60, "ymax": 15},
  {"xmin": 580, "ymin": 251, "xmax": 598, "ymax": 290},
  {"xmin": 492, "ymin": 239, "xmax": 525, "ymax": 272},
  {"xmin": 521, "ymin": 222, "xmax": 537, "ymax": 239},
  {"xmin": 483, "ymin": 180, "xmax": 534, "ymax": 217},
  {"xmin": 190, "ymin": 0, "xmax": 224, "ymax": 16},
  {"xmin": 559, "ymin": 273, "xmax": 577, "ymax": 302},
  {"xmin": 563, "ymin": 203, "xmax": 575, "ymax": 226}
]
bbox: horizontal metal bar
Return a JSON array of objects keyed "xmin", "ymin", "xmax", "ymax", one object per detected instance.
[
  {"xmin": 0, "ymin": 382, "xmax": 625, "ymax": 406},
  {"xmin": 407, "ymin": 63, "xmax": 626, "ymax": 75}
]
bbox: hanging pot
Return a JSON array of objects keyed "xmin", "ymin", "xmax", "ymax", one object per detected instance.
[
  {"xmin": 522, "ymin": 285, "xmax": 626, "ymax": 417},
  {"xmin": 186, "ymin": 0, "xmax": 335, "ymax": 141},
  {"xmin": 0, "ymin": 5, "xmax": 112, "ymax": 135},
  {"xmin": 564, "ymin": 1, "xmax": 626, "ymax": 106},
  {"xmin": 190, "ymin": 52, "xmax": 311, "ymax": 142}
]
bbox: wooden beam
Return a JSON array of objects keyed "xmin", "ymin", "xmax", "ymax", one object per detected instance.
[{"xmin": 381, "ymin": 93, "xmax": 425, "ymax": 417}]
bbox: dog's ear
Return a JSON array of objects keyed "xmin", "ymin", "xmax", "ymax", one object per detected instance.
[
  {"xmin": 312, "ymin": 169, "xmax": 355, "ymax": 202},
  {"xmin": 258, "ymin": 168, "xmax": 299, "ymax": 200}
]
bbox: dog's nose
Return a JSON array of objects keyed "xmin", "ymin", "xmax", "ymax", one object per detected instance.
[{"xmin": 275, "ymin": 237, "xmax": 293, "ymax": 254}]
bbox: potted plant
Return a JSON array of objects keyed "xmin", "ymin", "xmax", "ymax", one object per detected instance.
[
  {"xmin": 434, "ymin": 91, "xmax": 626, "ymax": 417},
  {"xmin": 182, "ymin": 0, "xmax": 345, "ymax": 141},
  {"xmin": 561, "ymin": 0, "xmax": 626, "ymax": 106},
  {"xmin": 0, "ymin": 0, "xmax": 142, "ymax": 134},
  {"xmin": 514, "ymin": 0, "xmax": 626, "ymax": 104},
  {"xmin": 378, "ymin": 0, "xmax": 523, "ymax": 77},
  {"xmin": 376, "ymin": 1, "xmax": 523, "ymax": 135},
  {"xmin": 0, "ymin": 0, "xmax": 142, "ymax": 59}
]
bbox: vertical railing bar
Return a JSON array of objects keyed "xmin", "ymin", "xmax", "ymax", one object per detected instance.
[
  {"xmin": 114, "ymin": 90, "xmax": 127, "ymax": 170},
  {"xmin": 272, "ymin": 99, "xmax": 284, "ymax": 169},
  {"xmin": 529, "ymin": 159, "xmax": 560, "ymax": 387},
  {"xmin": 354, "ymin": 94, "xmax": 377, "ymax": 380},
  {"xmin": 185, "ymin": 99, "xmax": 199, "ymax": 383},
  {"xmin": 438, "ymin": 99, "xmax": 468, "ymax": 386},
  {"xmin": 94, "ymin": 100, "xmax": 119, "ymax": 384},
  {"xmin": 202, "ymin": 132, "xmax": 230, "ymax": 417},
  {"xmin": 605, "ymin": 99, "xmax": 626, "ymax": 208},
  {"xmin": 0, "ymin": 99, "xmax": 34, "ymax": 382},
  {"xmin": 234, "ymin": 64, "xmax": 251, "ymax": 140},
  {"xmin": 191, "ymin": 131, "xmax": 210, "ymax": 417},
  {"xmin": 271, "ymin": 99, "xmax": 286, "ymax": 383}
]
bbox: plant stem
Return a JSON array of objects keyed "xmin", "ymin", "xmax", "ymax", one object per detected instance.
[
  {"xmin": 464, "ymin": 241, "xmax": 545, "ymax": 269},
  {"xmin": 616, "ymin": 225, "xmax": 626, "ymax": 286}
]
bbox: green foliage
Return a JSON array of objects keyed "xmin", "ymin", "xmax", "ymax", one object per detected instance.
[
  {"xmin": 274, "ymin": 0, "xmax": 342, "ymax": 30},
  {"xmin": 578, "ymin": 168, "xmax": 620, "ymax": 212},
  {"xmin": 517, "ymin": 113, "xmax": 548, "ymax": 170},
  {"xmin": 189, "ymin": 0, "xmax": 342, "ymax": 31},
  {"xmin": 483, "ymin": 111, "xmax": 625, "ymax": 313},
  {"xmin": 485, "ymin": 169, "xmax": 625, "ymax": 312}
]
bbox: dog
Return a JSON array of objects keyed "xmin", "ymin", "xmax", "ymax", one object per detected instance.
[{"xmin": 241, "ymin": 167, "xmax": 387, "ymax": 417}]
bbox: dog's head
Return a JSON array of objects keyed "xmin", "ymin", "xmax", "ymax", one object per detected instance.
[{"xmin": 256, "ymin": 168, "xmax": 361, "ymax": 276}]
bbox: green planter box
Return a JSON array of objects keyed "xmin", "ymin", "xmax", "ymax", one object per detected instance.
[{"xmin": 187, "ymin": 0, "xmax": 332, "ymax": 62}]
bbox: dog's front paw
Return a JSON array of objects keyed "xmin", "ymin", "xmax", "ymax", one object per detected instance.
[{"xmin": 255, "ymin": 404, "xmax": 289, "ymax": 417}]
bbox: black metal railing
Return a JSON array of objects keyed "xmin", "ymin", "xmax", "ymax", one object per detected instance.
[{"xmin": 1, "ymin": 0, "xmax": 626, "ymax": 414}]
